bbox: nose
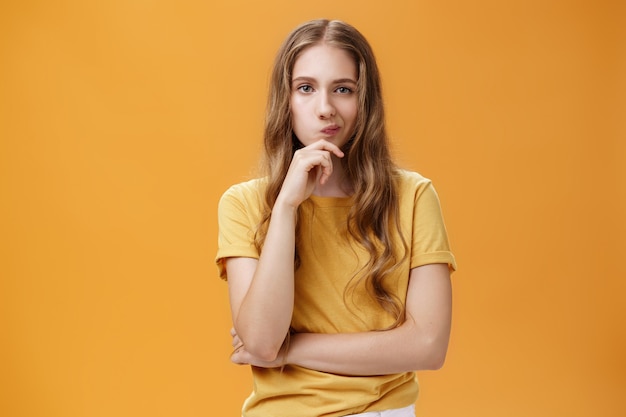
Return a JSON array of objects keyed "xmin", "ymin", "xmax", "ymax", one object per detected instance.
[{"xmin": 316, "ymin": 92, "xmax": 336, "ymax": 119}]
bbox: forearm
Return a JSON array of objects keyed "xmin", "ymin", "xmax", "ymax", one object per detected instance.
[
  {"xmin": 286, "ymin": 316, "xmax": 449, "ymax": 376},
  {"xmin": 234, "ymin": 202, "xmax": 297, "ymax": 360}
]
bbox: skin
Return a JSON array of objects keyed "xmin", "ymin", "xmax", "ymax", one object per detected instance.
[
  {"xmin": 290, "ymin": 44, "xmax": 358, "ymax": 150},
  {"xmin": 226, "ymin": 43, "xmax": 452, "ymax": 375},
  {"xmin": 288, "ymin": 43, "xmax": 358, "ymax": 198}
]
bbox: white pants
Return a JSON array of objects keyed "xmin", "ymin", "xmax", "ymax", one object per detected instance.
[{"xmin": 345, "ymin": 404, "xmax": 415, "ymax": 417}]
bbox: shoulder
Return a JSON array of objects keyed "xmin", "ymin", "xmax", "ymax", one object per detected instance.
[
  {"xmin": 220, "ymin": 177, "xmax": 267, "ymax": 204},
  {"xmin": 393, "ymin": 168, "xmax": 434, "ymax": 198},
  {"xmin": 218, "ymin": 177, "xmax": 268, "ymax": 219}
]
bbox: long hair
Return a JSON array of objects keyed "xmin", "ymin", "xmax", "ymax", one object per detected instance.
[{"xmin": 255, "ymin": 19, "xmax": 408, "ymax": 328}]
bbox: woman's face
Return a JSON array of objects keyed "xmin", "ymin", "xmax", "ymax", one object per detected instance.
[{"xmin": 290, "ymin": 43, "xmax": 358, "ymax": 149}]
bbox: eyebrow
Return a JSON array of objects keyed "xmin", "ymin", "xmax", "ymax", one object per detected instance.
[{"xmin": 291, "ymin": 76, "xmax": 357, "ymax": 85}]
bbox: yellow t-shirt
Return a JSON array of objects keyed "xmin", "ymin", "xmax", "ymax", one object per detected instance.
[{"xmin": 216, "ymin": 169, "xmax": 456, "ymax": 417}]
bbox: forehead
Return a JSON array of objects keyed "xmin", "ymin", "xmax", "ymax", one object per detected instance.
[{"xmin": 292, "ymin": 43, "xmax": 357, "ymax": 80}]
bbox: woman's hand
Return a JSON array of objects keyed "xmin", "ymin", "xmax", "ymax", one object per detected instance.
[
  {"xmin": 230, "ymin": 327, "xmax": 286, "ymax": 368},
  {"xmin": 276, "ymin": 139, "xmax": 344, "ymax": 208}
]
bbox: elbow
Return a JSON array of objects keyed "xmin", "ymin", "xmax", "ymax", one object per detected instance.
[
  {"xmin": 233, "ymin": 320, "xmax": 288, "ymax": 362},
  {"xmin": 422, "ymin": 347, "xmax": 447, "ymax": 370},
  {"xmin": 245, "ymin": 342, "xmax": 282, "ymax": 362},
  {"xmin": 237, "ymin": 330, "xmax": 284, "ymax": 362},
  {"xmin": 408, "ymin": 335, "xmax": 449, "ymax": 371}
]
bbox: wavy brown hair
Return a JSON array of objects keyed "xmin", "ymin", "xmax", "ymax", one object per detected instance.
[{"xmin": 255, "ymin": 19, "xmax": 408, "ymax": 328}]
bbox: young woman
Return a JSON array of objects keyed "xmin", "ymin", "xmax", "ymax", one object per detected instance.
[{"xmin": 216, "ymin": 19, "xmax": 456, "ymax": 417}]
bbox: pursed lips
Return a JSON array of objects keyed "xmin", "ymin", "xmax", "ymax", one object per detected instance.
[{"xmin": 321, "ymin": 125, "xmax": 340, "ymax": 135}]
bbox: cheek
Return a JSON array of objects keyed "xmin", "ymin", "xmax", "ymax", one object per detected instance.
[
  {"xmin": 341, "ymin": 101, "xmax": 358, "ymax": 124},
  {"xmin": 289, "ymin": 97, "xmax": 306, "ymax": 120}
]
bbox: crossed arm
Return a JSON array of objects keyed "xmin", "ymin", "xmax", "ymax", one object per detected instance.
[{"xmin": 226, "ymin": 255, "xmax": 452, "ymax": 376}]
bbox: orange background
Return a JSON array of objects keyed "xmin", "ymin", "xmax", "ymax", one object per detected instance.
[{"xmin": 1, "ymin": 1, "xmax": 624, "ymax": 416}]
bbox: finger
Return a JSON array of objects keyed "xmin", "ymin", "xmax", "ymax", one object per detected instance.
[
  {"xmin": 292, "ymin": 150, "xmax": 333, "ymax": 178},
  {"xmin": 318, "ymin": 168, "xmax": 330, "ymax": 185},
  {"xmin": 231, "ymin": 335, "xmax": 242, "ymax": 348},
  {"xmin": 230, "ymin": 327, "xmax": 236, "ymax": 337},
  {"xmin": 230, "ymin": 347, "xmax": 248, "ymax": 365},
  {"xmin": 317, "ymin": 153, "xmax": 334, "ymax": 185},
  {"xmin": 230, "ymin": 351, "xmax": 243, "ymax": 364},
  {"xmin": 306, "ymin": 139, "xmax": 344, "ymax": 158}
]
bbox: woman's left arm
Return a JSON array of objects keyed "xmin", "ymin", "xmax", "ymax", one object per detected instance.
[{"xmin": 230, "ymin": 263, "xmax": 452, "ymax": 375}]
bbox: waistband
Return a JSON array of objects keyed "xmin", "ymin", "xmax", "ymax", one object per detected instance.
[{"xmin": 344, "ymin": 404, "xmax": 415, "ymax": 417}]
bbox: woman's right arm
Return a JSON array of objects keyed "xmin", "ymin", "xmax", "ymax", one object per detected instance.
[
  {"xmin": 226, "ymin": 201, "xmax": 297, "ymax": 362},
  {"xmin": 226, "ymin": 139, "xmax": 344, "ymax": 362}
]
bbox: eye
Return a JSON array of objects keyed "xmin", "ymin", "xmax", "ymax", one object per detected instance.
[
  {"xmin": 336, "ymin": 86, "xmax": 353, "ymax": 94},
  {"xmin": 297, "ymin": 85, "xmax": 314, "ymax": 93}
]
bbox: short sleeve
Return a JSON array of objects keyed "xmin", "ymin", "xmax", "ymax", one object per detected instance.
[
  {"xmin": 409, "ymin": 180, "xmax": 457, "ymax": 271},
  {"xmin": 215, "ymin": 182, "xmax": 263, "ymax": 280}
]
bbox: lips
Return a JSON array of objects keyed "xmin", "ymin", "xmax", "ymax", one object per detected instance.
[{"xmin": 321, "ymin": 125, "xmax": 340, "ymax": 135}]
